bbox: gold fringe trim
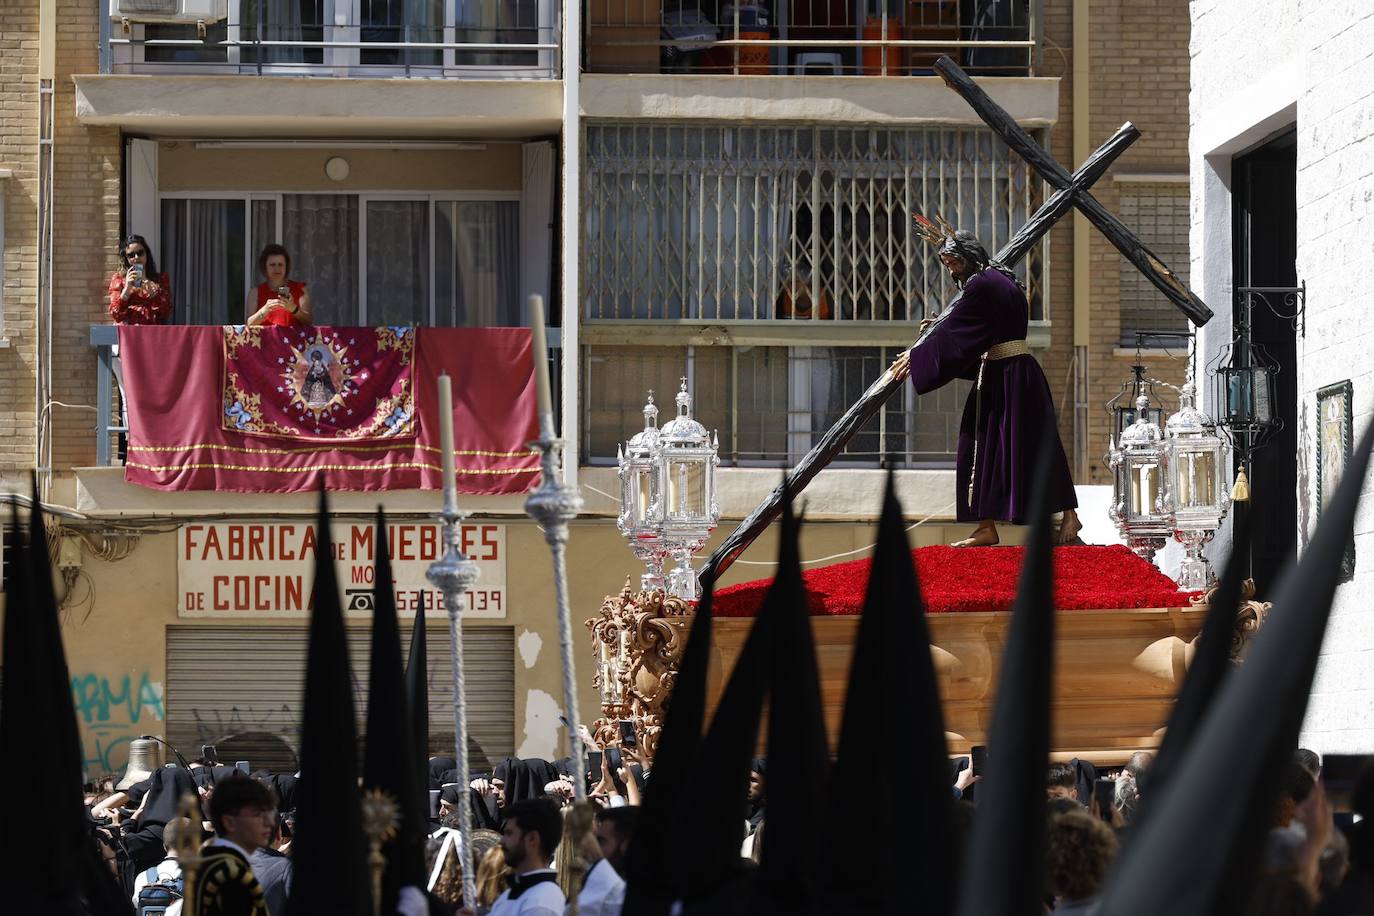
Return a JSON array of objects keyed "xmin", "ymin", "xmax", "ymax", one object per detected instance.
[
  {"xmin": 125, "ymin": 460, "xmax": 535, "ymax": 475},
  {"xmin": 129, "ymin": 442, "xmax": 533, "ymax": 459}
]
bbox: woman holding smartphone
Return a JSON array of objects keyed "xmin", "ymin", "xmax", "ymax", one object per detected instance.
[
  {"xmin": 108, "ymin": 234, "xmax": 171, "ymax": 325},
  {"xmin": 246, "ymin": 243, "xmax": 313, "ymax": 327}
]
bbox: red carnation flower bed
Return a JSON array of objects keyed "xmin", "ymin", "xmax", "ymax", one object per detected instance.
[{"xmin": 713, "ymin": 544, "xmax": 1198, "ymax": 617}]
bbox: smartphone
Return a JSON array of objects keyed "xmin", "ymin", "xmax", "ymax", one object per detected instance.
[
  {"xmin": 618, "ymin": 720, "xmax": 638, "ymax": 748},
  {"xmin": 428, "ymin": 789, "xmax": 441, "ymax": 818},
  {"xmin": 630, "ymin": 762, "xmax": 646, "ymax": 791},
  {"xmin": 1093, "ymin": 778, "xmax": 1116, "ymax": 822},
  {"xmin": 587, "ymin": 752, "xmax": 604, "ymax": 787},
  {"xmin": 606, "ymin": 747, "xmax": 627, "ymax": 794},
  {"xmin": 970, "ymin": 745, "xmax": 987, "ymax": 778},
  {"xmin": 1323, "ymin": 754, "xmax": 1373, "ymax": 813},
  {"xmin": 235, "ymin": 760, "xmax": 250, "ymax": 775},
  {"xmin": 201, "ymin": 745, "xmax": 218, "ymax": 763},
  {"xmin": 559, "ymin": 715, "xmax": 572, "ymax": 730}
]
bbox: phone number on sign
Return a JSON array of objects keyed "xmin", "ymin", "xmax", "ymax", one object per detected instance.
[{"xmin": 343, "ymin": 588, "xmax": 504, "ymax": 614}]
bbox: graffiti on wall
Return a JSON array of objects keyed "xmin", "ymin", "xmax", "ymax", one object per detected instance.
[{"xmin": 71, "ymin": 671, "xmax": 165, "ymax": 775}]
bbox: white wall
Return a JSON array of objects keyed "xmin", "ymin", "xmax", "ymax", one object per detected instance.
[{"xmin": 1191, "ymin": 0, "xmax": 1374, "ymax": 752}]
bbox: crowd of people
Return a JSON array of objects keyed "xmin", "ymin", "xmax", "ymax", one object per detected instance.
[
  {"xmin": 81, "ymin": 733, "xmax": 1374, "ymax": 916},
  {"xmin": 82, "ymin": 735, "xmax": 648, "ymax": 916}
]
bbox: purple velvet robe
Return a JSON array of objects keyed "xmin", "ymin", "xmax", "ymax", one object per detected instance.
[{"xmin": 909, "ymin": 268, "xmax": 1077, "ymax": 524}]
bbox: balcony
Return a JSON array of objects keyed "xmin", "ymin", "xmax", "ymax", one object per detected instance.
[
  {"xmin": 585, "ymin": 0, "xmax": 1041, "ymax": 76},
  {"xmin": 101, "ymin": 0, "xmax": 560, "ymax": 79}
]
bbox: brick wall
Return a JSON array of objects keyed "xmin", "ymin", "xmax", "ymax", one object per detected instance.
[
  {"xmin": 51, "ymin": 0, "xmax": 121, "ymax": 473},
  {"xmin": 0, "ymin": 0, "xmax": 120, "ymax": 488},
  {"xmin": 0, "ymin": 1, "xmax": 41, "ymax": 478},
  {"xmin": 1036, "ymin": 0, "xmax": 1193, "ymax": 487},
  {"xmin": 1193, "ymin": 0, "xmax": 1374, "ymax": 751}
]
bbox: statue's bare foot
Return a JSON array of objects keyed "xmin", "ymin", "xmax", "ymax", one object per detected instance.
[
  {"xmin": 951, "ymin": 524, "xmax": 999, "ymax": 548},
  {"xmin": 1056, "ymin": 510, "xmax": 1083, "ymax": 545}
]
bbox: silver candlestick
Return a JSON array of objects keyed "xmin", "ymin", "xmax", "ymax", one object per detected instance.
[
  {"xmin": 524, "ymin": 411, "xmax": 588, "ymax": 800},
  {"xmin": 425, "ymin": 488, "xmax": 480, "ymax": 910}
]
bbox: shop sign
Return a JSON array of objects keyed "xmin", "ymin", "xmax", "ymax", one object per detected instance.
[{"xmin": 177, "ymin": 521, "xmax": 505, "ymax": 619}]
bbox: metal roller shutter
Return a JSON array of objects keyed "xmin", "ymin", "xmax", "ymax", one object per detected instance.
[{"xmin": 165, "ymin": 625, "xmax": 514, "ymax": 773}]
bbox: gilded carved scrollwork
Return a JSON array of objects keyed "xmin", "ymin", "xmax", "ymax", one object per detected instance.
[
  {"xmin": 585, "ymin": 580, "xmax": 692, "ymax": 761},
  {"xmin": 1190, "ymin": 578, "xmax": 1272, "ymax": 663}
]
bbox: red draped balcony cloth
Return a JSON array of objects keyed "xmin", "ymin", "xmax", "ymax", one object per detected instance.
[{"xmin": 118, "ymin": 325, "xmax": 540, "ymax": 494}]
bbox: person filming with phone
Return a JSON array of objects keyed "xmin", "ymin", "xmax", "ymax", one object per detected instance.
[
  {"xmin": 246, "ymin": 244, "xmax": 313, "ymax": 328},
  {"xmin": 109, "ymin": 234, "xmax": 172, "ymax": 326}
]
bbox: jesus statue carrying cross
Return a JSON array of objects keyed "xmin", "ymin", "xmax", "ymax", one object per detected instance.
[
  {"xmin": 699, "ymin": 55, "xmax": 1212, "ymax": 584},
  {"xmin": 890, "ymin": 220, "xmax": 1081, "ymax": 548}
]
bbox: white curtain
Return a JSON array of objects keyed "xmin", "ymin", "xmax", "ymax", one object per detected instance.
[
  {"xmin": 161, "ymin": 198, "xmax": 245, "ymax": 325},
  {"xmin": 366, "ymin": 200, "xmax": 430, "ymax": 326},
  {"xmin": 282, "ymin": 194, "xmax": 359, "ymax": 325},
  {"xmin": 436, "ymin": 201, "xmax": 520, "ymax": 327},
  {"xmin": 520, "ymin": 142, "xmax": 554, "ymax": 324}
]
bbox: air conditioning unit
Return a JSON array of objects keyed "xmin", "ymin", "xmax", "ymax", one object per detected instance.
[{"xmin": 110, "ymin": 0, "xmax": 228, "ymax": 25}]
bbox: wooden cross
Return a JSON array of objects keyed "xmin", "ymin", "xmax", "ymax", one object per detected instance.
[{"xmin": 699, "ymin": 56, "xmax": 1212, "ymax": 584}]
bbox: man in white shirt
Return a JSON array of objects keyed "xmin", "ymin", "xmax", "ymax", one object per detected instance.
[
  {"xmin": 576, "ymin": 806, "xmax": 636, "ymax": 916},
  {"xmin": 488, "ymin": 797, "xmax": 566, "ymax": 916}
]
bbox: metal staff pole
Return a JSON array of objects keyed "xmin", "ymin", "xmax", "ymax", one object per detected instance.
[
  {"xmin": 524, "ymin": 295, "xmax": 588, "ymax": 800},
  {"xmin": 426, "ymin": 384, "xmax": 480, "ymax": 909}
]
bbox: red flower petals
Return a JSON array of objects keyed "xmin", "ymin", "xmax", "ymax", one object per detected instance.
[{"xmin": 713, "ymin": 544, "xmax": 1198, "ymax": 617}]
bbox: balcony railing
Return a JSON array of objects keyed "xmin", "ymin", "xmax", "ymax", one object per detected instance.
[
  {"xmin": 587, "ymin": 0, "xmax": 1041, "ymax": 76},
  {"xmin": 103, "ymin": 0, "xmax": 560, "ymax": 79}
]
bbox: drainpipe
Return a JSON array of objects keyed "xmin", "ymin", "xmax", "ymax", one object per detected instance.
[
  {"xmin": 559, "ymin": 0, "xmax": 581, "ymax": 486},
  {"xmin": 1071, "ymin": 0, "xmax": 1090, "ymax": 482},
  {"xmin": 37, "ymin": 0, "xmax": 56, "ymax": 495}
]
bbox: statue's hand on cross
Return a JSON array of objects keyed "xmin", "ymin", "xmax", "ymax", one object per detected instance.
[{"xmin": 889, "ymin": 348, "xmax": 911, "ymax": 383}]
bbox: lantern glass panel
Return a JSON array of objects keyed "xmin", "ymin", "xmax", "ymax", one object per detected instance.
[
  {"xmin": 633, "ymin": 467, "xmax": 654, "ymax": 524},
  {"xmin": 1225, "ymin": 368, "xmax": 1248, "ymax": 424},
  {"xmin": 666, "ymin": 458, "xmax": 708, "ymax": 517},
  {"xmin": 1130, "ymin": 458, "xmax": 1161, "ymax": 518},
  {"xmin": 1253, "ymin": 367, "xmax": 1273, "ymax": 424},
  {"xmin": 1175, "ymin": 449, "xmax": 1216, "ymax": 509}
]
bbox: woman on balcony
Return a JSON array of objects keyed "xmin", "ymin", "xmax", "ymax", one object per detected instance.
[
  {"xmin": 246, "ymin": 243, "xmax": 314, "ymax": 327},
  {"xmin": 108, "ymin": 234, "xmax": 171, "ymax": 325}
]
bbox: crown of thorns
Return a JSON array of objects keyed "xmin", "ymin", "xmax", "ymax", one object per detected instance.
[{"xmin": 911, "ymin": 212, "xmax": 958, "ymax": 247}]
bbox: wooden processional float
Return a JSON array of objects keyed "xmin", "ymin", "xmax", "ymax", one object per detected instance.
[{"xmin": 586, "ymin": 57, "xmax": 1228, "ymax": 765}]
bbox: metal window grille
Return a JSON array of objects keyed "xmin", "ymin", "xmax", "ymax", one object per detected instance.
[
  {"xmin": 1118, "ymin": 183, "xmax": 1190, "ymax": 346},
  {"xmin": 581, "ymin": 122, "xmax": 1044, "ymax": 467},
  {"xmin": 584, "ymin": 344, "xmax": 971, "ymax": 466},
  {"xmin": 583, "ymin": 122, "xmax": 1045, "ymax": 322}
]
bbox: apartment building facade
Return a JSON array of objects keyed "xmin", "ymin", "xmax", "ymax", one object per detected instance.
[{"xmin": 0, "ymin": 0, "xmax": 1193, "ymax": 775}]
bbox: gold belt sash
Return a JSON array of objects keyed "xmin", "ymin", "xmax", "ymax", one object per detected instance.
[
  {"xmin": 985, "ymin": 339, "xmax": 1030, "ymax": 361},
  {"xmin": 968, "ymin": 339, "xmax": 1032, "ymax": 509}
]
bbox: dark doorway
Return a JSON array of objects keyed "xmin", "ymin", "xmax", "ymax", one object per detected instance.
[{"xmin": 1232, "ymin": 130, "xmax": 1298, "ymax": 597}]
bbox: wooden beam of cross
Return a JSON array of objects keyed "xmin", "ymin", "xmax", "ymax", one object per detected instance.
[
  {"xmin": 934, "ymin": 55, "xmax": 1212, "ymax": 327},
  {"xmin": 700, "ymin": 60, "xmax": 1207, "ymax": 585}
]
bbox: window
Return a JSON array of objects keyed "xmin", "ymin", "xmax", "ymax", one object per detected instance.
[
  {"xmin": 159, "ymin": 192, "xmax": 520, "ymax": 327},
  {"xmin": 581, "ymin": 123, "xmax": 1040, "ymax": 468},
  {"xmin": 1118, "ymin": 182, "xmax": 1190, "ymax": 347},
  {"xmin": 583, "ymin": 344, "xmax": 971, "ymax": 467},
  {"xmin": 116, "ymin": 0, "xmax": 551, "ymax": 75},
  {"xmin": 584, "ymin": 123, "xmax": 1045, "ymax": 322}
]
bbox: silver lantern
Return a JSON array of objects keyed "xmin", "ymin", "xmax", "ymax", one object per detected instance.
[
  {"xmin": 657, "ymin": 379, "xmax": 721, "ymax": 600},
  {"xmin": 1109, "ymin": 393, "xmax": 1172, "ymax": 561},
  {"xmin": 616, "ymin": 392, "xmax": 668, "ymax": 592},
  {"xmin": 1161, "ymin": 377, "xmax": 1230, "ymax": 591}
]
